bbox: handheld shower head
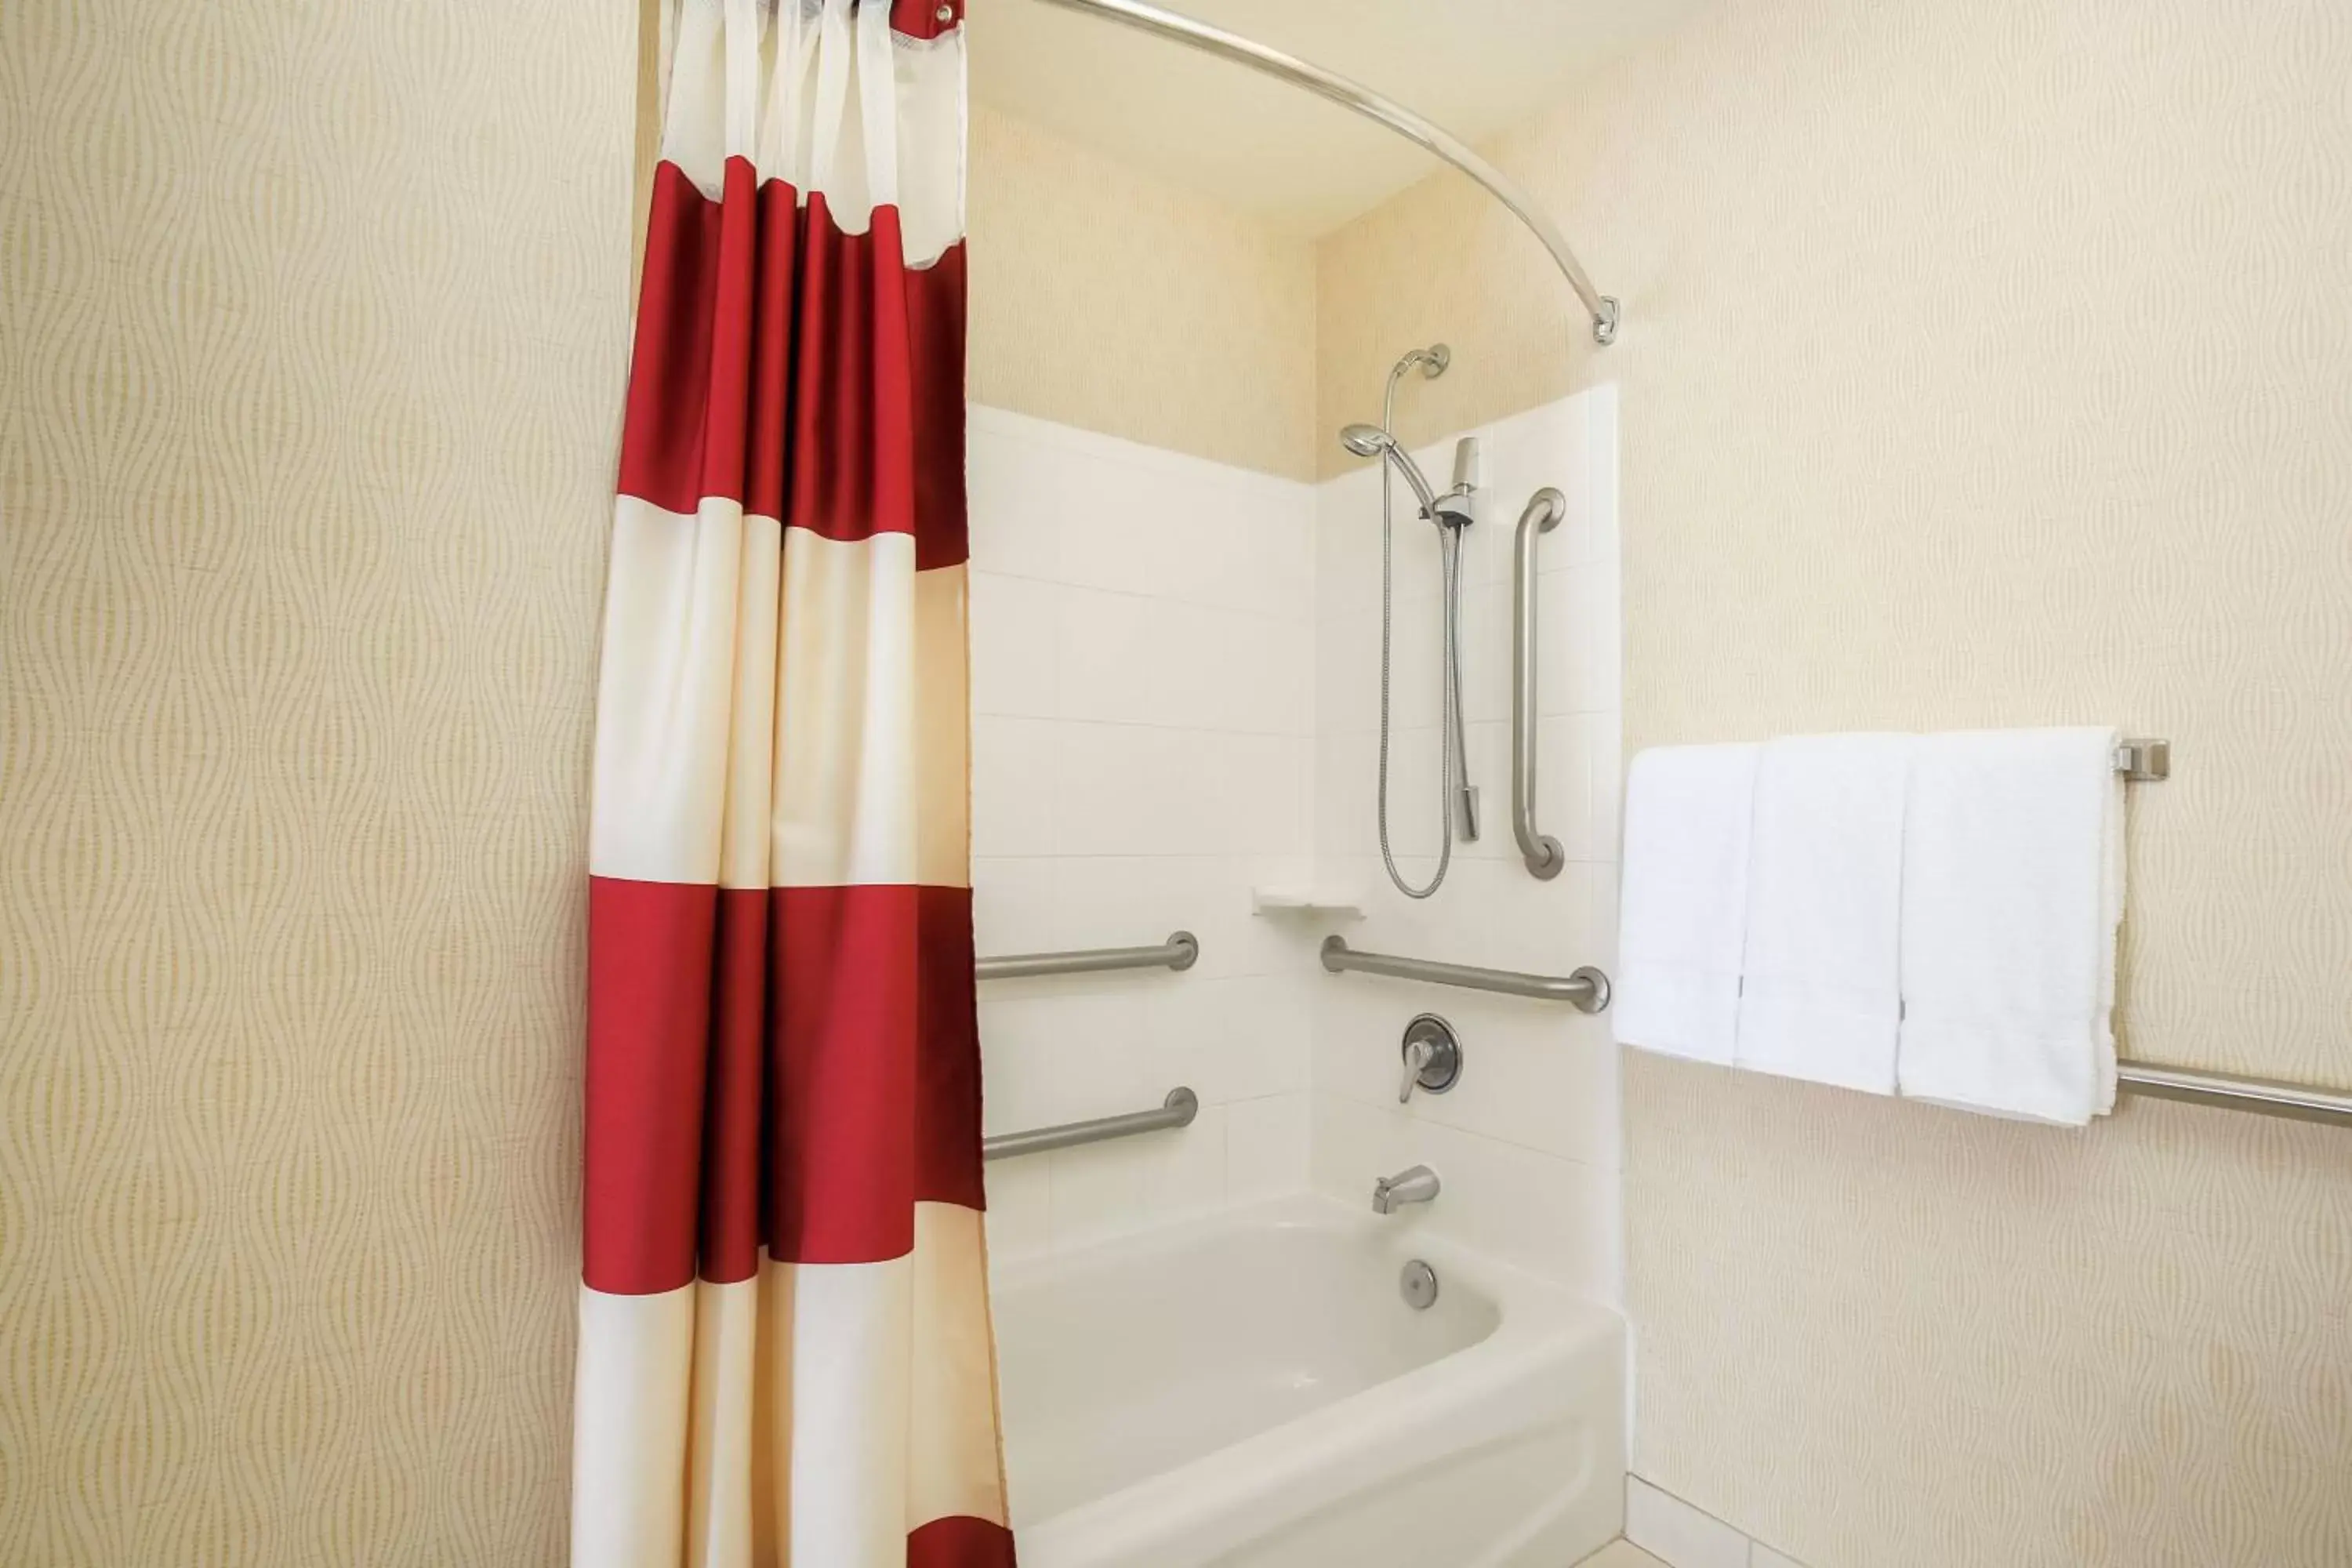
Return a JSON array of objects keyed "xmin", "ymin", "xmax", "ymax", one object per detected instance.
[{"xmin": 1338, "ymin": 423, "xmax": 1440, "ymax": 516}]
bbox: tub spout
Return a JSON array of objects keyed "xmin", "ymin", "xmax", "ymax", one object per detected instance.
[{"xmin": 1370, "ymin": 1164, "xmax": 1440, "ymax": 1214}]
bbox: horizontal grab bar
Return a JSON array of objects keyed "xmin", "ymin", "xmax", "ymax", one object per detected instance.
[
  {"xmin": 983, "ymin": 1087, "xmax": 1201, "ymax": 1160},
  {"xmin": 977, "ymin": 931, "xmax": 1199, "ymax": 982},
  {"xmin": 2118, "ymin": 1061, "xmax": 2352, "ymax": 1128},
  {"xmin": 1320, "ymin": 935, "xmax": 1611, "ymax": 1014}
]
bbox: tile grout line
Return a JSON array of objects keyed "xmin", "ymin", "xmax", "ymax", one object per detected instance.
[{"xmin": 1623, "ymin": 1473, "xmax": 1811, "ymax": 1568}]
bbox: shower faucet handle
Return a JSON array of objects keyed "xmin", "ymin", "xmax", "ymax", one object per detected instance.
[
  {"xmin": 1397, "ymin": 1014, "xmax": 1462, "ymax": 1103},
  {"xmin": 1399, "ymin": 1036, "xmax": 1436, "ymax": 1103}
]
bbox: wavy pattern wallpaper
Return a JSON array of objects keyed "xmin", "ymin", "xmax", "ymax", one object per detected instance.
[
  {"xmin": 1316, "ymin": 1, "xmax": 2352, "ymax": 1565},
  {"xmin": 0, "ymin": 1, "xmax": 636, "ymax": 1562}
]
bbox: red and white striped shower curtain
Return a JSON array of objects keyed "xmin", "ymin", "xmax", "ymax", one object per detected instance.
[{"xmin": 573, "ymin": 2, "xmax": 1011, "ymax": 1564}]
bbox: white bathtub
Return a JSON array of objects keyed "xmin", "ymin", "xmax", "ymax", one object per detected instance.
[{"xmin": 990, "ymin": 1195, "xmax": 1624, "ymax": 1568}]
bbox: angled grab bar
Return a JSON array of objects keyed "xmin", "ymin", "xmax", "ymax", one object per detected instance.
[
  {"xmin": 977, "ymin": 931, "xmax": 1200, "ymax": 981},
  {"xmin": 1321, "ymin": 935, "xmax": 1611, "ymax": 1014},
  {"xmin": 1512, "ymin": 486, "xmax": 1569, "ymax": 879},
  {"xmin": 983, "ymin": 1088, "xmax": 1201, "ymax": 1160}
]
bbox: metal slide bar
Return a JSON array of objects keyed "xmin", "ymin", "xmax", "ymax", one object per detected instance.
[
  {"xmin": 2117, "ymin": 1062, "xmax": 2352, "ymax": 1129},
  {"xmin": 1031, "ymin": 0, "xmax": 1621, "ymax": 345},
  {"xmin": 977, "ymin": 931, "xmax": 1200, "ymax": 981},
  {"xmin": 1512, "ymin": 486, "xmax": 1569, "ymax": 878},
  {"xmin": 984, "ymin": 1087, "xmax": 1201, "ymax": 1160},
  {"xmin": 1321, "ymin": 935, "xmax": 1610, "ymax": 1013}
]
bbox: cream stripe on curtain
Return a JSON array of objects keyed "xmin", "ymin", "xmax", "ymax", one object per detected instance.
[{"xmin": 572, "ymin": 2, "xmax": 1009, "ymax": 1564}]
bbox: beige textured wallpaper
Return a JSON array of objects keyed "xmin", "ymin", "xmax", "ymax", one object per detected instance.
[
  {"xmin": 0, "ymin": 1, "xmax": 634, "ymax": 1563},
  {"xmin": 1318, "ymin": 2, "xmax": 2352, "ymax": 1566},
  {"xmin": 967, "ymin": 103, "xmax": 1319, "ymax": 481}
]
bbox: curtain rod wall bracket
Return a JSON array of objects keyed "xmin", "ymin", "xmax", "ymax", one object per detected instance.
[{"xmin": 1031, "ymin": 0, "xmax": 1620, "ymax": 349}]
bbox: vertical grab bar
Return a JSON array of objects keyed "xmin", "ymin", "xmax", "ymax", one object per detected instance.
[{"xmin": 1512, "ymin": 487, "xmax": 1569, "ymax": 878}]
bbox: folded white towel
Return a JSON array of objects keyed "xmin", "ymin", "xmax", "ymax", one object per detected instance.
[
  {"xmin": 1896, "ymin": 727, "xmax": 2124, "ymax": 1124},
  {"xmin": 1613, "ymin": 742, "xmax": 1760, "ymax": 1065},
  {"xmin": 1735, "ymin": 732, "xmax": 1915, "ymax": 1094}
]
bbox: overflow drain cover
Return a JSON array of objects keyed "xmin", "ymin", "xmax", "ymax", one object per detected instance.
[{"xmin": 1400, "ymin": 1259, "xmax": 1439, "ymax": 1310}]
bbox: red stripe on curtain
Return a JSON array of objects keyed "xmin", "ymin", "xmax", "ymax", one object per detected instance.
[
  {"xmin": 746, "ymin": 176, "xmax": 801, "ymax": 535},
  {"xmin": 765, "ymin": 884, "xmax": 984, "ymax": 1265},
  {"xmin": 912, "ymin": 884, "xmax": 986, "ymax": 1216},
  {"xmin": 584, "ymin": 875, "xmax": 717, "ymax": 1297},
  {"xmin": 619, "ymin": 160, "xmax": 968, "ymax": 574},
  {"xmin": 904, "ymin": 240, "xmax": 970, "ymax": 571},
  {"xmin": 699, "ymin": 886, "xmax": 769, "ymax": 1286},
  {"xmin": 907, "ymin": 1515, "xmax": 1017, "ymax": 1568},
  {"xmin": 786, "ymin": 195, "xmax": 969, "ymax": 571},
  {"xmin": 697, "ymin": 158, "xmax": 760, "ymax": 514},
  {"xmin": 589, "ymin": 880, "xmax": 979, "ymax": 1287},
  {"xmin": 618, "ymin": 161, "xmax": 727, "ymax": 518}
]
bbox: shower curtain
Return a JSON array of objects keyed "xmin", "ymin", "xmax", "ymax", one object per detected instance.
[{"xmin": 573, "ymin": 2, "xmax": 1010, "ymax": 1565}]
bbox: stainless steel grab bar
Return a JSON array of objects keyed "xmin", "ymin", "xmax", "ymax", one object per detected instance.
[
  {"xmin": 984, "ymin": 1088, "xmax": 1201, "ymax": 1160},
  {"xmin": 1321, "ymin": 935, "xmax": 1610, "ymax": 1013},
  {"xmin": 2118, "ymin": 1062, "xmax": 2352, "ymax": 1128},
  {"xmin": 977, "ymin": 931, "xmax": 1199, "ymax": 981},
  {"xmin": 1512, "ymin": 486, "xmax": 1569, "ymax": 879}
]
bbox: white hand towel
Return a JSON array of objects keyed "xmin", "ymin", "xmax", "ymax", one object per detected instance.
[
  {"xmin": 1896, "ymin": 726, "xmax": 2124, "ymax": 1124},
  {"xmin": 1613, "ymin": 742, "xmax": 1760, "ymax": 1065},
  {"xmin": 1735, "ymin": 732, "xmax": 1915, "ymax": 1094}
]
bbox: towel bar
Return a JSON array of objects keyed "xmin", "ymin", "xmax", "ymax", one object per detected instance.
[{"xmin": 2117, "ymin": 1061, "xmax": 2352, "ymax": 1128}]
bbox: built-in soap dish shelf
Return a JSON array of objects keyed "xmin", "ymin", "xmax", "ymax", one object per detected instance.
[{"xmin": 1250, "ymin": 886, "xmax": 1367, "ymax": 920}]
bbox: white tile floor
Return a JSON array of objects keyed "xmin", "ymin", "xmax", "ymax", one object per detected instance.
[
  {"xmin": 1595, "ymin": 1475, "xmax": 1815, "ymax": 1568},
  {"xmin": 1574, "ymin": 1542, "xmax": 1671, "ymax": 1568},
  {"xmin": 1573, "ymin": 1538, "xmax": 1799, "ymax": 1568},
  {"xmin": 1625, "ymin": 1475, "xmax": 1751, "ymax": 1568}
]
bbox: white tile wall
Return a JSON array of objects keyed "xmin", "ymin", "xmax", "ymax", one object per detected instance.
[
  {"xmin": 968, "ymin": 387, "xmax": 1627, "ymax": 1302},
  {"xmin": 1306, "ymin": 387, "xmax": 1626, "ymax": 1302},
  {"xmin": 967, "ymin": 405, "xmax": 1323, "ymax": 1260}
]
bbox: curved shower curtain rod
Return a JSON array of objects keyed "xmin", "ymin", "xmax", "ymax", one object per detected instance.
[{"xmin": 1029, "ymin": 0, "xmax": 1620, "ymax": 346}]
